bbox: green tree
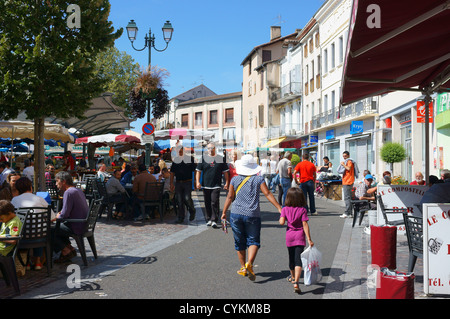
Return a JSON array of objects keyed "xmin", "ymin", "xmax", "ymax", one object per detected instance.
[
  {"xmin": 0, "ymin": 0, "xmax": 122, "ymax": 190},
  {"xmin": 94, "ymin": 46, "xmax": 140, "ymax": 115},
  {"xmin": 380, "ymin": 142, "xmax": 406, "ymax": 175}
]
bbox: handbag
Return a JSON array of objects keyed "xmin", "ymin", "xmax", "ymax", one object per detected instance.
[{"xmin": 376, "ymin": 268, "xmax": 415, "ymax": 299}]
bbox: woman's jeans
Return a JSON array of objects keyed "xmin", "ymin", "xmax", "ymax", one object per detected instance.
[
  {"xmin": 230, "ymin": 213, "xmax": 261, "ymax": 251},
  {"xmin": 300, "ymin": 180, "xmax": 316, "ymax": 214},
  {"xmin": 281, "ymin": 177, "xmax": 292, "ymax": 206}
]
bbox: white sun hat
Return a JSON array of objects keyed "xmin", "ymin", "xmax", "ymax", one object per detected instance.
[{"xmin": 235, "ymin": 154, "xmax": 262, "ymax": 176}]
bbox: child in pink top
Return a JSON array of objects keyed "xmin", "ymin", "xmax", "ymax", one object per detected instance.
[{"xmin": 279, "ymin": 187, "xmax": 314, "ymax": 294}]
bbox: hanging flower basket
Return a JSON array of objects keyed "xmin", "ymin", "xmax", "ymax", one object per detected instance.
[{"xmin": 132, "ymin": 65, "xmax": 169, "ymax": 99}]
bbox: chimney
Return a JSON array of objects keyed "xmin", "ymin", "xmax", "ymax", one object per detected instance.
[{"xmin": 270, "ymin": 26, "xmax": 281, "ymax": 41}]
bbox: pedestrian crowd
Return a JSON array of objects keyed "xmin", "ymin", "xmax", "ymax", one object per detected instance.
[{"xmin": 0, "ymin": 146, "xmax": 448, "ymax": 296}]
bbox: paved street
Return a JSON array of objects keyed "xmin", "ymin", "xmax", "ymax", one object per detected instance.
[{"xmin": 1, "ymin": 190, "xmax": 427, "ymax": 303}]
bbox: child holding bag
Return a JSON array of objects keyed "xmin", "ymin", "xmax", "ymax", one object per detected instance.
[{"xmin": 279, "ymin": 187, "xmax": 314, "ymax": 293}]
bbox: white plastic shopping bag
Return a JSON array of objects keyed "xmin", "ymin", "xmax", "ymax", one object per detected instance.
[{"xmin": 301, "ymin": 246, "xmax": 322, "ymax": 285}]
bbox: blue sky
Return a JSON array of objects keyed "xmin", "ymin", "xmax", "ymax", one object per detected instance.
[{"xmin": 108, "ymin": 0, "xmax": 325, "ymax": 134}]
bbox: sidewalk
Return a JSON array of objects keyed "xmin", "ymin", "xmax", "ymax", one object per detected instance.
[{"xmin": 323, "ymin": 199, "xmax": 429, "ymax": 299}]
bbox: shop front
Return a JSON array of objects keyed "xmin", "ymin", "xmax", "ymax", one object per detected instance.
[{"xmin": 435, "ymin": 92, "xmax": 450, "ymax": 171}]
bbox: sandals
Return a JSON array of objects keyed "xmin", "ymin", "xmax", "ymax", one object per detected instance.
[
  {"xmin": 293, "ymin": 282, "xmax": 301, "ymax": 294},
  {"xmin": 112, "ymin": 212, "xmax": 124, "ymax": 220},
  {"xmin": 237, "ymin": 266, "xmax": 247, "ymax": 277},
  {"xmin": 55, "ymin": 249, "xmax": 76, "ymax": 264}
]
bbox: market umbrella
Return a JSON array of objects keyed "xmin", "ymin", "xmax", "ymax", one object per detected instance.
[
  {"xmin": 154, "ymin": 129, "xmax": 215, "ymax": 141},
  {"xmin": 75, "ymin": 133, "xmax": 140, "ymax": 147},
  {"xmin": 340, "ymin": 0, "xmax": 450, "ymax": 181},
  {"xmin": 0, "ymin": 121, "xmax": 74, "ymax": 142}
]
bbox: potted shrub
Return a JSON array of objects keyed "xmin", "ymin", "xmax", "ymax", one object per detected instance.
[{"xmin": 380, "ymin": 142, "xmax": 406, "ymax": 175}]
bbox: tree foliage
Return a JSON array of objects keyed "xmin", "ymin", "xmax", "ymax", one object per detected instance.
[
  {"xmin": 0, "ymin": 0, "xmax": 122, "ymax": 120},
  {"xmin": 94, "ymin": 46, "xmax": 140, "ymax": 115},
  {"xmin": 380, "ymin": 142, "xmax": 406, "ymax": 164}
]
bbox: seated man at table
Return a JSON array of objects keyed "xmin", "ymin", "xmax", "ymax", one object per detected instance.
[
  {"xmin": 106, "ymin": 169, "xmax": 128, "ymax": 220},
  {"xmin": 132, "ymin": 164, "xmax": 156, "ymax": 221},
  {"xmin": 11, "ymin": 177, "xmax": 55, "ymax": 270},
  {"xmin": 355, "ymin": 174, "xmax": 377, "ymax": 209},
  {"xmin": 53, "ymin": 171, "xmax": 89, "ymax": 263},
  {"xmin": 120, "ymin": 165, "xmax": 137, "ymax": 186}
]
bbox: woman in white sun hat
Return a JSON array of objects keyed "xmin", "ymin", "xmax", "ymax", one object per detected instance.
[{"xmin": 221, "ymin": 154, "xmax": 282, "ymax": 281}]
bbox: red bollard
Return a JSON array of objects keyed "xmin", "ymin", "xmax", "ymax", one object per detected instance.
[{"xmin": 370, "ymin": 225, "xmax": 397, "ymax": 269}]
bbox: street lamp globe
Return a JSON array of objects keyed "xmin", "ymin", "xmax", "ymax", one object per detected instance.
[
  {"xmin": 126, "ymin": 19, "xmax": 138, "ymax": 42},
  {"xmin": 162, "ymin": 20, "xmax": 174, "ymax": 43}
]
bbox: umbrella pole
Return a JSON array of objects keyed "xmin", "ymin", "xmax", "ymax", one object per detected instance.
[{"xmin": 424, "ymin": 91, "xmax": 431, "ymax": 184}]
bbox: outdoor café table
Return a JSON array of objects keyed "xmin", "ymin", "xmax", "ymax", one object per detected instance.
[{"xmin": 319, "ymin": 179, "xmax": 342, "ymax": 200}]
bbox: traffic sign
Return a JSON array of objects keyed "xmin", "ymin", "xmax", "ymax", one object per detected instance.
[{"xmin": 142, "ymin": 122, "xmax": 155, "ymax": 135}]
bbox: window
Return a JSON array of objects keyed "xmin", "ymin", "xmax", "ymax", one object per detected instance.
[
  {"xmin": 262, "ymin": 50, "xmax": 272, "ymax": 63},
  {"xmin": 181, "ymin": 114, "xmax": 189, "ymax": 127},
  {"xmin": 225, "ymin": 108, "xmax": 234, "ymax": 123},
  {"xmin": 331, "ymin": 43, "xmax": 335, "ymax": 69},
  {"xmin": 258, "ymin": 104, "xmax": 264, "ymax": 127},
  {"xmin": 195, "ymin": 112, "xmax": 202, "ymax": 126},
  {"xmin": 209, "ymin": 110, "xmax": 218, "ymax": 125},
  {"xmin": 324, "ymin": 49, "xmax": 328, "ymax": 73},
  {"xmin": 260, "ymin": 70, "xmax": 264, "ymax": 91},
  {"xmin": 324, "ymin": 94, "xmax": 328, "ymax": 113},
  {"xmin": 248, "ymin": 60, "xmax": 252, "ymax": 76},
  {"xmin": 309, "ymin": 38, "xmax": 313, "ymax": 53},
  {"xmin": 339, "ymin": 36, "xmax": 344, "ymax": 64},
  {"xmin": 315, "ymin": 32, "xmax": 320, "ymax": 47}
]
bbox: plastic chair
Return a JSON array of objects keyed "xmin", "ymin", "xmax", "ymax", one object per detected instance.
[
  {"xmin": 0, "ymin": 211, "xmax": 27, "ymax": 295},
  {"xmin": 84, "ymin": 177, "xmax": 96, "ymax": 206},
  {"xmin": 95, "ymin": 179, "xmax": 116, "ymax": 220},
  {"xmin": 15, "ymin": 206, "xmax": 53, "ymax": 276},
  {"xmin": 54, "ymin": 200, "xmax": 102, "ymax": 266},
  {"xmin": 141, "ymin": 182, "xmax": 165, "ymax": 221},
  {"xmin": 46, "ymin": 179, "xmax": 62, "ymax": 212},
  {"xmin": 350, "ymin": 199, "xmax": 370, "ymax": 227},
  {"xmin": 376, "ymin": 195, "xmax": 407, "ymax": 226},
  {"xmin": 402, "ymin": 213, "xmax": 423, "ymax": 272}
]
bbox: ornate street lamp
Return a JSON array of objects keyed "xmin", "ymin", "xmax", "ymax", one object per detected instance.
[{"xmin": 126, "ymin": 19, "xmax": 174, "ymax": 165}]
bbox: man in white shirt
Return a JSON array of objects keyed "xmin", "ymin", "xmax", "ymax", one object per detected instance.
[
  {"xmin": 11, "ymin": 177, "xmax": 54, "ymax": 270},
  {"xmin": 97, "ymin": 163, "xmax": 111, "ymax": 182},
  {"xmin": 105, "ymin": 169, "xmax": 128, "ymax": 219},
  {"xmin": 0, "ymin": 162, "xmax": 13, "ymax": 185},
  {"xmin": 22, "ymin": 159, "xmax": 34, "ymax": 182}
]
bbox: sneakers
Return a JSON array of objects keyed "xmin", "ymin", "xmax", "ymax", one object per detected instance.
[
  {"xmin": 211, "ymin": 222, "xmax": 218, "ymax": 229},
  {"xmin": 34, "ymin": 263, "xmax": 43, "ymax": 271},
  {"xmin": 245, "ymin": 262, "xmax": 256, "ymax": 281},
  {"xmin": 206, "ymin": 221, "xmax": 212, "ymax": 226},
  {"xmin": 339, "ymin": 214, "xmax": 349, "ymax": 218},
  {"xmin": 189, "ymin": 211, "xmax": 196, "ymax": 221},
  {"xmin": 311, "ymin": 212, "xmax": 318, "ymax": 216}
]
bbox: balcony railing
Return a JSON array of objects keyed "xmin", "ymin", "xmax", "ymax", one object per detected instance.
[
  {"xmin": 311, "ymin": 97, "xmax": 378, "ymax": 130},
  {"xmin": 272, "ymin": 82, "xmax": 302, "ymax": 106}
]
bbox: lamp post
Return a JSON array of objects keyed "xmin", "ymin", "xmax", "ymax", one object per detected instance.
[{"xmin": 126, "ymin": 19, "xmax": 174, "ymax": 166}]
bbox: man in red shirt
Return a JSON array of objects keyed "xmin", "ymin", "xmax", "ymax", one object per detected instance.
[{"xmin": 294, "ymin": 153, "xmax": 317, "ymax": 215}]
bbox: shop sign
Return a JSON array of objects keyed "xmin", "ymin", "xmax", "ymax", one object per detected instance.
[
  {"xmin": 309, "ymin": 135, "xmax": 318, "ymax": 145},
  {"xmin": 350, "ymin": 121, "xmax": 363, "ymax": 134},
  {"xmin": 423, "ymin": 203, "xmax": 450, "ymax": 296},
  {"xmin": 437, "ymin": 92, "xmax": 450, "ymax": 115},
  {"xmin": 326, "ymin": 129, "xmax": 335, "ymax": 140},
  {"xmin": 417, "ymin": 100, "xmax": 433, "ymax": 123}
]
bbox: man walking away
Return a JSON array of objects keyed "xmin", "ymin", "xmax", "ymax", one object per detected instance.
[
  {"xmin": 294, "ymin": 153, "xmax": 317, "ymax": 215},
  {"xmin": 277, "ymin": 152, "xmax": 293, "ymax": 206}
]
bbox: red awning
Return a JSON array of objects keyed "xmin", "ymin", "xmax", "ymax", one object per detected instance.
[{"xmin": 341, "ymin": 0, "xmax": 450, "ymax": 105}]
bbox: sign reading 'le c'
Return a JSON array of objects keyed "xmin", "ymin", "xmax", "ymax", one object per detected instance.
[{"xmin": 142, "ymin": 122, "xmax": 155, "ymax": 135}]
